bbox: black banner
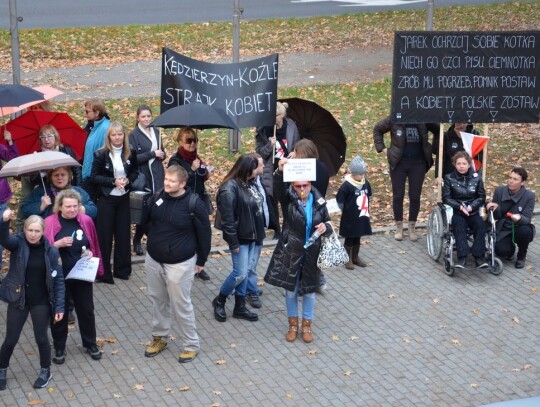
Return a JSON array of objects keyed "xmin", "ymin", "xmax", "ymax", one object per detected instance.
[
  {"xmin": 160, "ymin": 48, "xmax": 279, "ymax": 128},
  {"xmin": 391, "ymin": 31, "xmax": 540, "ymax": 124}
]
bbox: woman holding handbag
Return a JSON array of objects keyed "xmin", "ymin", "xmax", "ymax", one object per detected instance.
[
  {"xmin": 264, "ymin": 158, "xmax": 332, "ymax": 343},
  {"xmin": 168, "ymin": 127, "xmax": 212, "ymax": 280},
  {"xmin": 128, "ymin": 105, "xmax": 165, "ymax": 255}
]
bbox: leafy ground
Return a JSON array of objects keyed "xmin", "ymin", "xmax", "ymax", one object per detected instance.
[{"xmin": 2, "ymin": 1, "xmax": 539, "ymax": 235}]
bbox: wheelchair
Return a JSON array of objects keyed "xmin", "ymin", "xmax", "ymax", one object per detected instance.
[{"xmin": 427, "ymin": 203, "xmax": 503, "ymax": 276}]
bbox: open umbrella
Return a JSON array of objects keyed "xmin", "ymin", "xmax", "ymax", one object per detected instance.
[
  {"xmin": 0, "ymin": 85, "xmax": 64, "ymax": 117},
  {"xmin": 0, "ymin": 84, "xmax": 44, "ymax": 124},
  {"xmin": 152, "ymin": 104, "xmax": 240, "ymax": 131},
  {"xmin": 0, "ymin": 110, "xmax": 87, "ymax": 159},
  {"xmin": 0, "ymin": 151, "xmax": 80, "ymax": 190},
  {"xmin": 278, "ymin": 98, "xmax": 347, "ymax": 176}
]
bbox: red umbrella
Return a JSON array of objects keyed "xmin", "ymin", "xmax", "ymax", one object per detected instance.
[{"xmin": 0, "ymin": 110, "xmax": 87, "ymax": 160}]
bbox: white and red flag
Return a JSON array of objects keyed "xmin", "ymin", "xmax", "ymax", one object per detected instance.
[
  {"xmin": 460, "ymin": 132, "xmax": 489, "ymax": 172},
  {"xmin": 274, "ymin": 139, "xmax": 287, "ymax": 159}
]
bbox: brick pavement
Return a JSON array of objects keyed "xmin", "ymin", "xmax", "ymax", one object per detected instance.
[{"xmin": 0, "ymin": 230, "xmax": 539, "ymax": 406}]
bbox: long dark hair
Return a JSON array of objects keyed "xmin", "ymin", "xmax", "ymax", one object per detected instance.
[{"xmin": 219, "ymin": 154, "xmax": 259, "ymax": 188}]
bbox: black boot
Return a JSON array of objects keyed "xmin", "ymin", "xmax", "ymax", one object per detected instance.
[
  {"xmin": 133, "ymin": 239, "xmax": 143, "ymax": 256},
  {"xmin": 233, "ymin": 295, "xmax": 258, "ymax": 321},
  {"xmin": 0, "ymin": 367, "xmax": 7, "ymax": 391},
  {"xmin": 212, "ymin": 294, "xmax": 227, "ymax": 322}
]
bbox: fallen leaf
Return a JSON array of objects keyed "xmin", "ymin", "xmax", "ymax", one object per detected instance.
[
  {"xmin": 230, "ymin": 343, "xmax": 236, "ymax": 348},
  {"xmin": 26, "ymin": 351, "xmax": 35, "ymax": 356},
  {"xmin": 133, "ymin": 384, "xmax": 144, "ymax": 391},
  {"xmin": 331, "ymin": 335, "xmax": 340, "ymax": 341},
  {"xmin": 512, "ymin": 368, "xmax": 520, "ymax": 372},
  {"xmin": 83, "ymin": 380, "xmax": 90, "ymax": 385},
  {"xmin": 433, "ymin": 298, "xmax": 440, "ymax": 304},
  {"xmin": 403, "ymin": 337, "xmax": 411, "ymax": 344},
  {"xmin": 388, "ymin": 293, "xmax": 396, "ymax": 299},
  {"xmin": 28, "ymin": 401, "xmax": 46, "ymax": 406},
  {"xmin": 502, "ymin": 308, "xmax": 509, "ymax": 313},
  {"xmin": 111, "ymin": 349, "xmax": 119, "ymax": 355},
  {"xmin": 140, "ymin": 286, "xmax": 147, "ymax": 291},
  {"xmin": 47, "ymin": 387, "xmax": 54, "ymax": 394},
  {"xmin": 168, "ymin": 336, "xmax": 177, "ymax": 341},
  {"xmin": 308, "ymin": 349, "xmax": 317, "ymax": 355},
  {"xmin": 414, "ymin": 337, "xmax": 422, "ymax": 343},
  {"xmin": 344, "ymin": 371, "xmax": 353, "ymax": 376},
  {"xmin": 349, "ymin": 336, "xmax": 359, "ymax": 341},
  {"xmin": 286, "ymin": 392, "xmax": 293, "ymax": 399},
  {"xmin": 211, "ymin": 404, "xmax": 220, "ymax": 407},
  {"xmin": 470, "ymin": 383, "xmax": 478, "ymax": 389},
  {"xmin": 179, "ymin": 386, "xmax": 191, "ymax": 392},
  {"xmin": 523, "ymin": 364, "xmax": 533, "ymax": 370},
  {"xmin": 212, "ymin": 390, "xmax": 222, "ymax": 395},
  {"xmin": 67, "ymin": 392, "xmax": 75, "ymax": 399},
  {"xmin": 113, "ymin": 394, "xmax": 122, "ymax": 399},
  {"xmin": 165, "ymin": 388, "xmax": 174, "ymax": 393},
  {"xmin": 398, "ymin": 250, "xmax": 407, "ymax": 254},
  {"xmin": 531, "ymin": 287, "xmax": 538, "ymax": 293},
  {"xmin": 512, "ymin": 317, "xmax": 520, "ymax": 324},
  {"xmin": 452, "ymin": 339, "xmax": 461, "ymax": 346},
  {"xmin": 472, "ymin": 309, "xmax": 480, "ymax": 315},
  {"xmin": 216, "ymin": 359, "xmax": 226, "ymax": 365}
]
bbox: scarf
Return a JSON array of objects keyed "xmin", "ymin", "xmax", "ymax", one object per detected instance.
[{"xmin": 177, "ymin": 147, "xmax": 209, "ymax": 181}]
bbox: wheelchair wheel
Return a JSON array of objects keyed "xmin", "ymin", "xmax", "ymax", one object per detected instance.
[
  {"xmin": 444, "ymin": 258, "xmax": 455, "ymax": 276},
  {"xmin": 489, "ymin": 257, "xmax": 503, "ymax": 276},
  {"xmin": 427, "ymin": 205, "xmax": 445, "ymax": 261}
]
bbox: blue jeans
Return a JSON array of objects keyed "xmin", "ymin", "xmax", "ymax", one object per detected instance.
[
  {"xmin": 220, "ymin": 242, "xmax": 258, "ymax": 297},
  {"xmin": 246, "ymin": 244, "xmax": 262, "ymax": 296},
  {"xmin": 285, "ymin": 271, "xmax": 316, "ymax": 320}
]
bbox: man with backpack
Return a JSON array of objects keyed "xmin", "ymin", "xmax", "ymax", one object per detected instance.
[{"xmin": 141, "ymin": 165, "xmax": 211, "ymax": 363}]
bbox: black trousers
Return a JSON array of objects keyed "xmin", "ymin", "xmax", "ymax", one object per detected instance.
[
  {"xmin": 96, "ymin": 194, "xmax": 132, "ymax": 279},
  {"xmin": 452, "ymin": 213, "xmax": 486, "ymax": 259},
  {"xmin": 389, "ymin": 159, "xmax": 426, "ymax": 222},
  {"xmin": 344, "ymin": 237, "xmax": 361, "ymax": 246},
  {"xmin": 0, "ymin": 304, "xmax": 51, "ymax": 369},
  {"xmin": 495, "ymin": 224, "xmax": 535, "ymax": 260},
  {"xmin": 51, "ymin": 279, "xmax": 97, "ymax": 351}
]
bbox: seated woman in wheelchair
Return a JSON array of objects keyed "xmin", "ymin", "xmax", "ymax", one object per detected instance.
[
  {"xmin": 486, "ymin": 166, "xmax": 536, "ymax": 269},
  {"xmin": 442, "ymin": 151, "xmax": 488, "ymax": 269}
]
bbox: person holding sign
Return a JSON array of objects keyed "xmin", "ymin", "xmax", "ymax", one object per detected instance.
[
  {"xmin": 264, "ymin": 158, "xmax": 332, "ymax": 343},
  {"xmin": 212, "ymin": 154, "xmax": 265, "ymax": 323},
  {"xmin": 486, "ymin": 167, "xmax": 536, "ymax": 269},
  {"xmin": 255, "ymin": 102, "xmax": 300, "ymax": 240},
  {"xmin": 442, "ymin": 152, "xmax": 487, "ymax": 269},
  {"xmin": 0, "ymin": 211, "xmax": 64, "ymax": 390},
  {"xmin": 373, "ymin": 116, "xmax": 433, "ymax": 242},
  {"xmin": 44, "ymin": 189, "xmax": 103, "ymax": 364},
  {"xmin": 129, "ymin": 105, "xmax": 165, "ymax": 256}
]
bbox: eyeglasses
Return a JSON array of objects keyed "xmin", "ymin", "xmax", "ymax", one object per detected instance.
[
  {"xmin": 185, "ymin": 138, "xmax": 198, "ymax": 144},
  {"xmin": 39, "ymin": 134, "xmax": 55, "ymax": 140},
  {"xmin": 292, "ymin": 183, "xmax": 310, "ymax": 189}
]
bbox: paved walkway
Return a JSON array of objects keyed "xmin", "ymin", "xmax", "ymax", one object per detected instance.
[{"xmin": 0, "ymin": 229, "xmax": 538, "ymax": 406}]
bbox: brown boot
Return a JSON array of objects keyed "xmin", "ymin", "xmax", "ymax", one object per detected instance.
[
  {"xmin": 301, "ymin": 319, "xmax": 313, "ymax": 343},
  {"xmin": 409, "ymin": 222, "xmax": 418, "ymax": 242},
  {"xmin": 344, "ymin": 245, "xmax": 354, "ymax": 270},
  {"xmin": 286, "ymin": 317, "xmax": 298, "ymax": 342},
  {"xmin": 352, "ymin": 244, "xmax": 367, "ymax": 267},
  {"xmin": 395, "ymin": 221, "xmax": 403, "ymax": 241}
]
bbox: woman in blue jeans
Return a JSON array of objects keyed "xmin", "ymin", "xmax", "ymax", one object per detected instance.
[
  {"xmin": 264, "ymin": 159, "xmax": 332, "ymax": 343},
  {"xmin": 212, "ymin": 154, "xmax": 265, "ymax": 323}
]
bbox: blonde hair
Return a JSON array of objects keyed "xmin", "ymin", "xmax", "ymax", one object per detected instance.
[
  {"xmin": 24, "ymin": 215, "xmax": 45, "ymax": 232},
  {"xmin": 276, "ymin": 102, "xmax": 288, "ymax": 117},
  {"xmin": 53, "ymin": 189, "xmax": 82, "ymax": 214},
  {"xmin": 104, "ymin": 121, "xmax": 131, "ymax": 161}
]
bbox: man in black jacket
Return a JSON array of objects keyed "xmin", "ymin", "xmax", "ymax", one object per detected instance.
[{"xmin": 142, "ymin": 165, "xmax": 211, "ymax": 363}]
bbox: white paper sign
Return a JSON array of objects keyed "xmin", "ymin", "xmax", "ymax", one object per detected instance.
[
  {"xmin": 65, "ymin": 257, "xmax": 100, "ymax": 282},
  {"xmin": 325, "ymin": 198, "xmax": 341, "ymax": 214},
  {"xmin": 283, "ymin": 158, "xmax": 317, "ymax": 182}
]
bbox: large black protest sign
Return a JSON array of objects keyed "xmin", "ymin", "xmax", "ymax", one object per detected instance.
[
  {"xmin": 161, "ymin": 48, "xmax": 278, "ymax": 128},
  {"xmin": 391, "ymin": 31, "xmax": 540, "ymax": 124}
]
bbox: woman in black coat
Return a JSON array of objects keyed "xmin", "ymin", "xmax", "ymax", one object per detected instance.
[
  {"xmin": 486, "ymin": 166, "xmax": 536, "ymax": 269},
  {"xmin": 0, "ymin": 211, "xmax": 64, "ymax": 390},
  {"xmin": 442, "ymin": 151, "xmax": 487, "ymax": 269},
  {"xmin": 264, "ymin": 159, "xmax": 332, "ymax": 344},
  {"xmin": 128, "ymin": 105, "xmax": 165, "ymax": 255},
  {"xmin": 91, "ymin": 121, "xmax": 138, "ymax": 283}
]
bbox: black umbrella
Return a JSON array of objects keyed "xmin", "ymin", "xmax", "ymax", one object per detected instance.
[
  {"xmin": 279, "ymin": 97, "xmax": 347, "ymax": 176},
  {"xmin": 0, "ymin": 84, "xmax": 45, "ymax": 115},
  {"xmin": 151, "ymin": 104, "xmax": 240, "ymax": 131}
]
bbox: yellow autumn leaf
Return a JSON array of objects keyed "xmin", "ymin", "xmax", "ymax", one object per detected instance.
[
  {"xmin": 28, "ymin": 400, "xmax": 46, "ymax": 406},
  {"xmin": 472, "ymin": 309, "xmax": 480, "ymax": 315},
  {"xmin": 179, "ymin": 386, "xmax": 191, "ymax": 392},
  {"xmin": 531, "ymin": 287, "xmax": 538, "ymax": 293},
  {"xmin": 67, "ymin": 392, "xmax": 75, "ymax": 399},
  {"xmin": 286, "ymin": 392, "xmax": 293, "ymax": 399}
]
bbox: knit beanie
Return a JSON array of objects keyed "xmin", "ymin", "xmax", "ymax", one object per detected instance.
[{"xmin": 349, "ymin": 155, "xmax": 366, "ymax": 175}]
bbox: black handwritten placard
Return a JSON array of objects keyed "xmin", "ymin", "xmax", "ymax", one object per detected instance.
[
  {"xmin": 391, "ymin": 31, "xmax": 540, "ymax": 124},
  {"xmin": 161, "ymin": 48, "xmax": 279, "ymax": 128}
]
